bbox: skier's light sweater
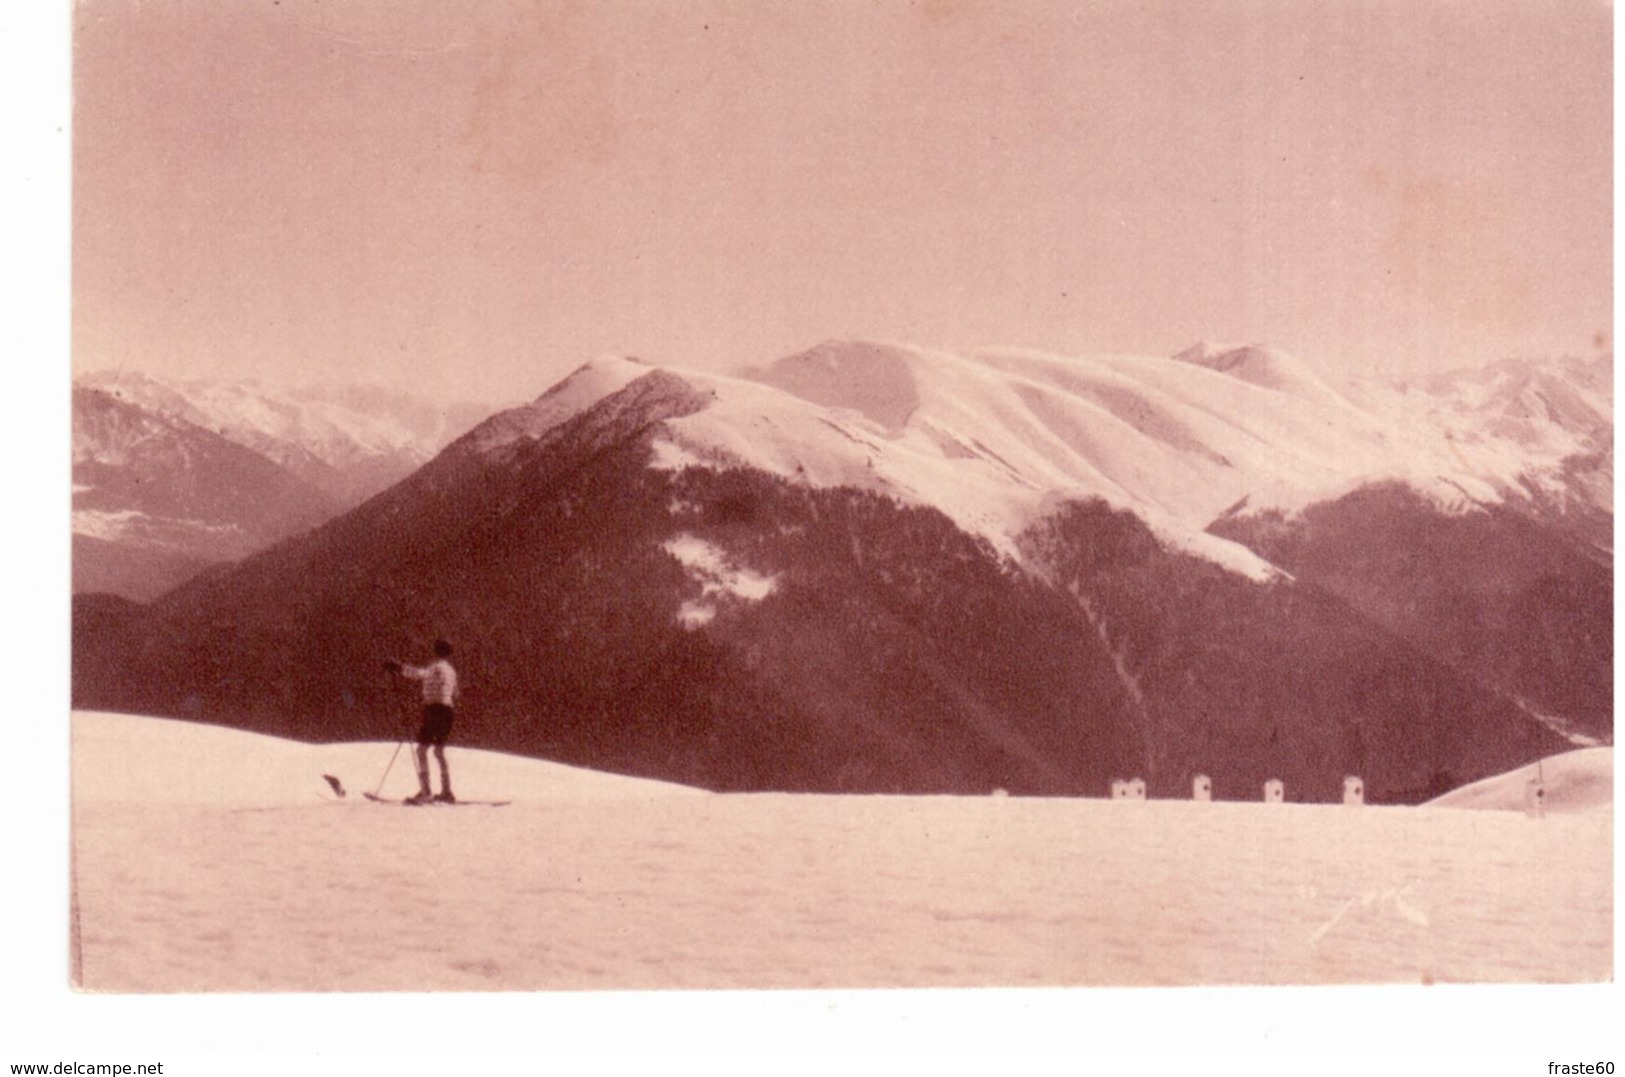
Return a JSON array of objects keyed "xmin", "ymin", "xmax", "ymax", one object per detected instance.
[{"xmin": 402, "ymin": 659, "xmax": 457, "ymax": 707}]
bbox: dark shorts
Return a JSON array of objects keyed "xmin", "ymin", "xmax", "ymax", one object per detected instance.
[{"xmin": 417, "ymin": 703, "xmax": 454, "ymax": 747}]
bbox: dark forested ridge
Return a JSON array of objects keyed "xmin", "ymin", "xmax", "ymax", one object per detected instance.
[{"xmin": 74, "ymin": 372, "xmax": 1598, "ymax": 801}]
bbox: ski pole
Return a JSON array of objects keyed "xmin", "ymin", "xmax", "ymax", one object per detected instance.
[
  {"xmin": 373, "ymin": 659, "xmax": 410, "ymax": 797},
  {"xmin": 373, "ymin": 740, "xmax": 406, "ymax": 798}
]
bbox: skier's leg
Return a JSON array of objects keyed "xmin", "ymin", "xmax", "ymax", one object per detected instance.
[
  {"xmin": 433, "ymin": 743, "xmax": 453, "ymax": 801},
  {"xmin": 412, "ymin": 743, "xmax": 432, "ymax": 798}
]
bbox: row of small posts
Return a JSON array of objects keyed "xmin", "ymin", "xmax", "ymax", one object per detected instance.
[
  {"xmin": 1110, "ymin": 775, "xmax": 1366, "ymax": 804},
  {"xmin": 1106, "ymin": 774, "xmax": 1551, "ymax": 814}
]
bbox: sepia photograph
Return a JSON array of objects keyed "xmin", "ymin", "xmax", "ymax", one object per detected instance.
[{"xmin": 17, "ymin": 0, "xmax": 1620, "ymax": 1068}]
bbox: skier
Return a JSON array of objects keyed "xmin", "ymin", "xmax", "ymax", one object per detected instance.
[{"xmin": 384, "ymin": 639, "xmax": 459, "ymax": 804}]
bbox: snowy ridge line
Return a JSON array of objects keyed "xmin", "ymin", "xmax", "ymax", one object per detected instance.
[
  {"xmin": 505, "ymin": 339, "xmax": 1607, "ymax": 581},
  {"xmin": 603, "ymin": 354, "xmax": 1276, "ymax": 577}
]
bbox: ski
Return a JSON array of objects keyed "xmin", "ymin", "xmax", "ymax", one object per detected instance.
[{"xmin": 361, "ymin": 792, "xmax": 511, "ymax": 807}]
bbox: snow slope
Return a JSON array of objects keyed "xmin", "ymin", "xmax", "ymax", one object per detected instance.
[
  {"xmin": 1425, "ymin": 748, "xmax": 1613, "ymax": 814},
  {"xmin": 463, "ymin": 340, "xmax": 1608, "ymax": 581},
  {"xmin": 72, "ymin": 711, "xmax": 701, "ymax": 807},
  {"xmin": 70, "ymin": 712, "xmax": 1611, "ymax": 991}
]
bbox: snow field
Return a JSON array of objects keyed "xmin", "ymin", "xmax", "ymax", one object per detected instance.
[
  {"xmin": 662, "ymin": 533, "xmax": 780, "ymax": 629},
  {"xmin": 72, "ymin": 711, "xmax": 700, "ymax": 808},
  {"xmin": 72, "ymin": 714, "xmax": 1611, "ymax": 992},
  {"xmin": 1425, "ymin": 748, "xmax": 1613, "ymax": 814}
]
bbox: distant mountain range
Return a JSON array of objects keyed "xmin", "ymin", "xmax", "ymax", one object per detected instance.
[
  {"xmin": 73, "ymin": 342, "xmax": 1611, "ymax": 800},
  {"xmin": 72, "ymin": 372, "xmax": 493, "ymax": 599}
]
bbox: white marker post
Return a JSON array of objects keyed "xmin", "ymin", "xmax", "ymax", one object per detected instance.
[{"xmin": 1525, "ymin": 776, "xmax": 1546, "ymax": 819}]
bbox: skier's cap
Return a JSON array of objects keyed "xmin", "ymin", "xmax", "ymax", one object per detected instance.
[{"xmin": 433, "ymin": 639, "xmax": 454, "ymax": 657}]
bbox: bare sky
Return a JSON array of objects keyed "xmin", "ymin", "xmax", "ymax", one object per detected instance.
[{"xmin": 73, "ymin": 0, "xmax": 1611, "ymax": 402}]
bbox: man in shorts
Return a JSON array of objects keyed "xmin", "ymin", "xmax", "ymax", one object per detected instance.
[{"xmin": 385, "ymin": 639, "xmax": 459, "ymax": 804}]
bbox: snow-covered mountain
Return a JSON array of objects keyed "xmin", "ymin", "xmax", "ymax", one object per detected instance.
[
  {"xmin": 77, "ymin": 369, "xmax": 495, "ymax": 505},
  {"xmin": 1351, "ymin": 355, "xmax": 1612, "ymax": 537},
  {"xmin": 73, "ymin": 372, "xmax": 501, "ymax": 599},
  {"xmin": 73, "ymin": 340, "xmax": 1610, "ymax": 800},
  {"xmin": 1205, "ymin": 350, "xmax": 1612, "ymax": 747},
  {"xmin": 466, "ymin": 339, "xmax": 1606, "ymax": 573},
  {"xmin": 72, "ymin": 386, "xmax": 343, "ymax": 600}
]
